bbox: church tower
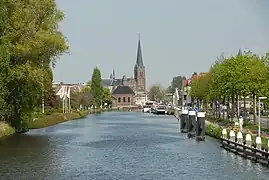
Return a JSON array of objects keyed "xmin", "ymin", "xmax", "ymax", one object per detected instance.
[{"xmin": 134, "ymin": 34, "xmax": 146, "ymax": 91}]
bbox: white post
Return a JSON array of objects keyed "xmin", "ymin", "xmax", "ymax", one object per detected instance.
[
  {"xmin": 246, "ymin": 134, "xmax": 252, "ymax": 147},
  {"xmin": 63, "ymin": 98, "xmax": 65, "ymax": 113},
  {"xmin": 222, "ymin": 128, "xmax": 227, "ymax": 139},
  {"xmin": 258, "ymin": 98, "xmax": 261, "ymax": 137},
  {"xmin": 237, "ymin": 132, "xmax": 243, "ymax": 144},
  {"xmin": 229, "ymin": 130, "xmax": 235, "ymax": 142},
  {"xmin": 69, "ymin": 96, "xmax": 71, "ymax": 113},
  {"xmin": 256, "ymin": 136, "xmax": 262, "ymax": 150}
]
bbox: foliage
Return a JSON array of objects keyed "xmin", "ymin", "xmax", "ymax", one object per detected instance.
[
  {"xmin": 0, "ymin": 121, "xmax": 15, "ymax": 138},
  {"xmin": 102, "ymin": 88, "xmax": 112, "ymax": 105},
  {"xmin": 190, "ymin": 50, "xmax": 269, "ymax": 121},
  {"xmin": 148, "ymin": 84, "xmax": 165, "ymax": 101},
  {"xmin": 90, "ymin": 67, "xmax": 103, "ymax": 107},
  {"xmin": 0, "ymin": 0, "xmax": 68, "ymax": 132},
  {"xmin": 71, "ymin": 88, "xmax": 93, "ymax": 110},
  {"xmin": 167, "ymin": 76, "xmax": 186, "ymax": 93}
]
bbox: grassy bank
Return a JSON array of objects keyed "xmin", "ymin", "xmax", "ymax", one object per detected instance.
[
  {"xmin": 29, "ymin": 110, "xmax": 89, "ymax": 129},
  {"xmin": 205, "ymin": 119, "xmax": 269, "ymax": 151}
]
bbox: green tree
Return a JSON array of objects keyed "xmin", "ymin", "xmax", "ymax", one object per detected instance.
[
  {"xmin": 102, "ymin": 88, "xmax": 112, "ymax": 105},
  {"xmin": 90, "ymin": 67, "xmax": 103, "ymax": 107},
  {"xmin": 0, "ymin": 0, "xmax": 68, "ymax": 132},
  {"xmin": 149, "ymin": 84, "xmax": 165, "ymax": 102},
  {"xmin": 169, "ymin": 76, "xmax": 186, "ymax": 93},
  {"xmin": 71, "ymin": 88, "xmax": 93, "ymax": 110}
]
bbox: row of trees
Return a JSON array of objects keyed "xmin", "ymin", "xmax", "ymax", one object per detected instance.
[
  {"xmin": 0, "ymin": 0, "xmax": 68, "ymax": 131},
  {"xmin": 70, "ymin": 67, "xmax": 112, "ymax": 110},
  {"xmin": 190, "ymin": 50, "xmax": 269, "ymax": 122}
]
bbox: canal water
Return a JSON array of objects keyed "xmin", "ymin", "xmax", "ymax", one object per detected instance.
[{"xmin": 0, "ymin": 112, "xmax": 269, "ymax": 180}]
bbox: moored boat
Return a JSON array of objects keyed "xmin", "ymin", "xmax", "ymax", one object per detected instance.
[{"xmin": 155, "ymin": 105, "xmax": 166, "ymax": 115}]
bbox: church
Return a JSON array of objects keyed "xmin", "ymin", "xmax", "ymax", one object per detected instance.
[{"xmin": 102, "ymin": 36, "xmax": 148, "ymax": 107}]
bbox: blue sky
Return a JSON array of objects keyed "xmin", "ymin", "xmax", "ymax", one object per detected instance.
[{"xmin": 54, "ymin": 0, "xmax": 269, "ymax": 88}]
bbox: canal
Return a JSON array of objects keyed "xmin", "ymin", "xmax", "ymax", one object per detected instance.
[{"xmin": 0, "ymin": 112, "xmax": 269, "ymax": 180}]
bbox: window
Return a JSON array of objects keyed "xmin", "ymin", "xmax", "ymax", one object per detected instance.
[
  {"xmin": 118, "ymin": 97, "xmax": 121, "ymax": 103},
  {"xmin": 123, "ymin": 97, "xmax": 126, "ymax": 102},
  {"xmin": 128, "ymin": 97, "xmax": 130, "ymax": 102}
]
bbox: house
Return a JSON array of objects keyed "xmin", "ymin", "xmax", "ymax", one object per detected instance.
[{"xmin": 111, "ymin": 86, "xmax": 135, "ymax": 108}]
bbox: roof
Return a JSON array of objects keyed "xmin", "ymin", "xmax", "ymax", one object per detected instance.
[
  {"xmin": 102, "ymin": 79, "xmax": 113, "ymax": 87},
  {"xmin": 112, "ymin": 86, "xmax": 135, "ymax": 95},
  {"xmin": 135, "ymin": 36, "xmax": 144, "ymax": 68},
  {"xmin": 112, "ymin": 78, "xmax": 123, "ymax": 86}
]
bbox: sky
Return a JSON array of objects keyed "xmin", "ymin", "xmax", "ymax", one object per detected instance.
[{"xmin": 54, "ymin": 0, "xmax": 269, "ymax": 88}]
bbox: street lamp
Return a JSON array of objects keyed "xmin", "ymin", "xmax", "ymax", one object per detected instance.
[{"xmin": 258, "ymin": 96, "xmax": 267, "ymax": 137}]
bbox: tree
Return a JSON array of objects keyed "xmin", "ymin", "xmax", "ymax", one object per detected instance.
[
  {"xmin": 169, "ymin": 76, "xmax": 186, "ymax": 93},
  {"xmin": 188, "ymin": 50, "xmax": 269, "ymax": 121},
  {"xmin": 71, "ymin": 88, "xmax": 93, "ymax": 110},
  {"xmin": 148, "ymin": 84, "xmax": 165, "ymax": 101},
  {"xmin": 0, "ymin": 0, "xmax": 68, "ymax": 132},
  {"xmin": 102, "ymin": 88, "xmax": 112, "ymax": 106},
  {"xmin": 90, "ymin": 67, "xmax": 103, "ymax": 107},
  {"xmin": 192, "ymin": 72, "xmax": 198, "ymax": 76}
]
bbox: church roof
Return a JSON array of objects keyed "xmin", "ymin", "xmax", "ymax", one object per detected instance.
[
  {"xmin": 112, "ymin": 86, "xmax": 135, "ymax": 95},
  {"xmin": 135, "ymin": 35, "xmax": 144, "ymax": 67},
  {"xmin": 102, "ymin": 79, "xmax": 113, "ymax": 87}
]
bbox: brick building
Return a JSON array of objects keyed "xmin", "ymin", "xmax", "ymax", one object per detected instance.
[{"xmin": 111, "ymin": 86, "xmax": 135, "ymax": 107}]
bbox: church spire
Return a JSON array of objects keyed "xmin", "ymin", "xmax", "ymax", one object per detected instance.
[
  {"xmin": 112, "ymin": 68, "xmax": 115, "ymax": 79},
  {"xmin": 136, "ymin": 33, "xmax": 143, "ymax": 67}
]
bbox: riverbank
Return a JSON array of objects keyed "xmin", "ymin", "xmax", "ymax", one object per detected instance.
[
  {"xmin": 205, "ymin": 118, "xmax": 269, "ymax": 151},
  {"xmin": 173, "ymin": 111, "xmax": 268, "ymax": 150},
  {"xmin": 29, "ymin": 110, "xmax": 90, "ymax": 129},
  {"xmin": 0, "ymin": 110, "xmax": 91, "ymax": 139}
]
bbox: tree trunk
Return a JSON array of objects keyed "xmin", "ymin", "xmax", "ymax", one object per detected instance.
[
  {"xmin": 227, "ymin": 97, "xmax": 230, "ymax": 120},
  {"xmin": 236, "ymin": 95, "xmax": 239, "ymax": 120},
  {"xmin": 243, "ymin": 96, "xmax": 246, "ymax": 121},
  {"xmin": 231, "ymin": 95, "xmax": 235, "ymax": 121},
  {"xmin": 253, "ymin": 93, "xmax": 256, "ymax": 124},
  {"xmin": 222, "ymin": 97, "xmax": 225, "ymax": 120}
]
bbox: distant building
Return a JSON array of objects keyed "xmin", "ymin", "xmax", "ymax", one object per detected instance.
[
  {"xmin": 52, "ymin": 82, "xmax": 87, "ymax": 93},
  {"xmin": 111, "ymin": 86, "xmax": 135, "ymax": 108},
  {"xmin": 181, "ymin": 74, "xmax": 201, "ymax": 107}
]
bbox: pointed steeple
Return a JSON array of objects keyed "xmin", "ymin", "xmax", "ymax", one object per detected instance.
[
  {"xmin": 136, "ymin": 33, "xmax": 143, "ymax": 67},
  {"xmin": 237, "ymin": 49, "xmax": 242, "ymax": 56},
  {"xmin": 112, "ymin": 68, "xmax": 115, "ymax": 79}
]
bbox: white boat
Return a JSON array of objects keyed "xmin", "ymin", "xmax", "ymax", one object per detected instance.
[
  {"xmin": 155, "ymin": 105, "xmax": 166, "ymax": 115},
  {"xmin": 143, "ymin": 101, "xmax": 154, "ymax": 113},
  {"xmin": 143, "ymin": 105, "xmax": 151, "ymax": 113}
]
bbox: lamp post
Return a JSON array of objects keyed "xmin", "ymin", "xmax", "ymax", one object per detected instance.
[{"xmin": 258, "ymin": 96, "xmax": 267, "ymax": 137}]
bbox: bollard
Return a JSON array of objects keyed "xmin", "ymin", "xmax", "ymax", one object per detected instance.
[
  {"xmin": 229, "ymin": 130, "xmax": 235, "ymax": 142},
  {"xmin": 222, "ymin": 129, "xmax": 227, "ymax": 139},
  {"xmin": 181, "ymin": 109, "xmax": 188, "ymax": 133},
  {"xmin": 196, "ymin": 112, "xmax": 205, "ymax": 141},
  {"xmin": 237, "ymin": 132, "xmax": 243, "ymax": 144},
  {"xmin": 245, "ymin": 134, "xmax": 252, "ymax": 147},
  {"xmin": 256, "ymin": 136, "xmax": 262, "ymax": 150},
  {"xmin": 187, "ymin": 111, "xmax": 196, "ymax": 138}
]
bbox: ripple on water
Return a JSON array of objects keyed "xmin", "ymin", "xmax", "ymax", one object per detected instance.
[{"xmin": 0, "ymin": 112, "xmax": 269, "ymax": 180}]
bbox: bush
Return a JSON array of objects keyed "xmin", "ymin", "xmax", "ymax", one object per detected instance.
[{"xmin": 0, "ymin": 122, "xmax": 15, "ymax": 138}]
